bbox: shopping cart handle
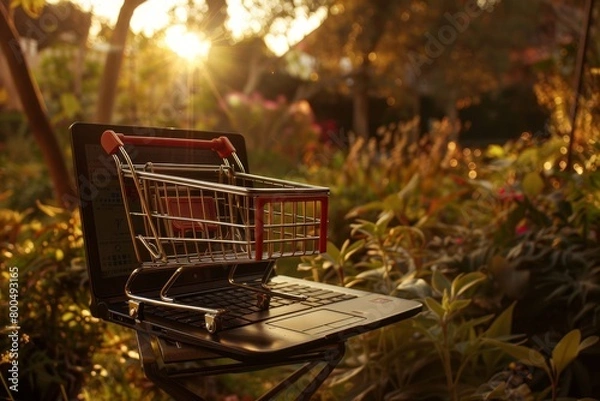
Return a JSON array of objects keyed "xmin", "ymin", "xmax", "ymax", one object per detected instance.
[
  {"xmin": 101, "ymin": 130, "xmax": 124, "ymax": 155},
  {"xmin": 101, "ymin": 130, "xmax": 237, "ymax": 158}
]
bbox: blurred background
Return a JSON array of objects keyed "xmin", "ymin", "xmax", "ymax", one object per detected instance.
[{"xmin": 1, "ymin": 0, "xmax": 600, "ymax": 400}]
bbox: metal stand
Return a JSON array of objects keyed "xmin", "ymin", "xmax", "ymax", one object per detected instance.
[{"xmin": 136, "ymin": 332, "xmax": 345, "ymax": 401}]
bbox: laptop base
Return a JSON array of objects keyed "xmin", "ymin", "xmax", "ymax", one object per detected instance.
[
  {"xmin": 127, "ymin": 262, "xmax": 308, "ymax": 334},
  {"xmin": 136, "ymin": 331, "xmax": 345, "ymax": 401}
]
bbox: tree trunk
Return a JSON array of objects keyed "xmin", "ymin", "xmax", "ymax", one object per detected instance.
[
  {"xmin": 0, "ymin": 3, "xmax": 75, "ymax": 208},
  {"xmin": 95, "ymin": 0, "xmax": 146, "ymax": 122},
  {"xmin": 352, "ymin": 61, "xmax": 370, "ymax": 138},
  {"xmin": 444, "ymin": 93, "xmax": 460, "ymax": 143},
  {"xmin": 204, "ymin": 0, "xmax": 227, "ymax": 42}
]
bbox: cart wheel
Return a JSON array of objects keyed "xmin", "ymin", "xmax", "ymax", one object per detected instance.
[
  {"xmin": 205, "ymin": 313, "xmax": 221, "ymax": 334},
  {"xmin": 128, "ymin": 300, "xmax": 144, "ymax": 320},
  {"xmin": 257, "ymin": 293, "xmax": 271, "ymax": 310}
]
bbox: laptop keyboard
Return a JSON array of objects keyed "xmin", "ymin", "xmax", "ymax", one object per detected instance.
[{"xmin": 144, "ymin": 281, "xmax": 357, "ymax": 330}]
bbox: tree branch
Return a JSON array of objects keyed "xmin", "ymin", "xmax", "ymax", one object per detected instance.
[
  {"xmin": 95, "ymin": 0, "xmax": 146, "ymax": 122},
  {"xmin": 0, "ymin": 3, "xmax": 75, "ymax": 208}
]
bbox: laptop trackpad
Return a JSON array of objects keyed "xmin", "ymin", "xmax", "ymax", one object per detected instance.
[{"xmin": 268, "ymin": 309, "xmax": 364, "ymax": 334}]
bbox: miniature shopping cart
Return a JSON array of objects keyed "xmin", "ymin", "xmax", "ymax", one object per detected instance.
[{"xmin": 101, "ymin": 130, "xmax": 329, "ymax": 332}]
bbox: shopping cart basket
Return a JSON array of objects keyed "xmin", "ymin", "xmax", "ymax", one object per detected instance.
[{"xmin": 102, "ymin": 130, "xmax": 329, "ymax": 332}]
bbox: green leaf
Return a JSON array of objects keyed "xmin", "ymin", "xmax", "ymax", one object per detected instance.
[
  {"xmin": 552, "ymin": 329, "xmax": 581, "ymax": 378},
  {"xmin": 395, "ymin": 278, "xmax": 432, "ymax": 299},
  {"xmin": 396, "ymin": 173, "xmax": 420, "ymax": 202},
  {"xmin": 459, "ymin": 314, "xmax": 494, "ymax": 332},
  {"xmin": 326, "ymin": 365, "xmax": 366, "ymax": 387},
  {"xmin": 60, "ymin": 93, "xmax": 81, "ymax": 118},
  {"xmin": 36, "ymin": 200, "xmax": 65, "ymax": 217},
  {"xmin": 412, "ymin": 318, "xmax": 441, "ymax": 342},
  {"xmin": 375, "ymin": 210, "xmax": 394, "ymax": 231},
  {"xmin": 522, "ymin": 171, "xmax": 545, "ymax": 198},
  {"xmin": 355, "ymin": 267, "xmax": 385, "ymax": 280},
  {"xmin": 341, "ymin": 239, "xmax": 365, "ymax": 262},
  {"xmin": 424, "ymin": 297, "xmax": 445, "ymax": 319},
  {"xmin": 431, "ymin": 270, "xmax": 451, "ymax": 295},
  {"xmin": 11, "ymin": 0, "xmax": 45, "ymax": 18},
  {"xmin": 486, "ymin": 144, "xmax": 506, "ymax": 158},
  {"xmin": 346, "ymin": 201, "xmax": 385, "ymax": 218},
  {"xmin": 484, "ymin": 339, "xmax": 549, "ymax": 375},
  {"xmin": 451, "ymin": 271, "xmax": 487, "ymax": 298},
  {"xmin": 61, "ymin": 312, "xmax": 75, "ymax": 322},
  {"xmin": 297, "ymin": 262, "xmax": 314, "ymax": 271},
  {"xmin": 350, "ymin": 219, "xmax": 378, "ymax": 236},
  {"xmin": 447, "ymin": 299, "xmax": 471, "ymax": 314},
  {"xmin": 517, "ymin": 147, "xmax": 540, "ymax": 168},
  {"xmin": 325, "ymin": 241, "xmax": 341, "ymax": 262},
  {"xmin": 577, "ymin": 335, "xmax": 599, "ymax": 353},
  {"xmin": 484, "ymin": 382, "xmax": 507, "ymax": 400},
  {"xmin": 484, "ymin": 302, "xmax": 516, "ymax": 339}
]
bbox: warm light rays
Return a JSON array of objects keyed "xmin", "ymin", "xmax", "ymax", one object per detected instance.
[
  {"xmin": 46, "ymin": 0, "xmax": 326, "ymax": 129},
  {"xmin": 164, "ymin": 25, "xmax": 211, "ymax": 62}
]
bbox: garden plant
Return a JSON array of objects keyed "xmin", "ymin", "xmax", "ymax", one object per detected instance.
[{"xmin": 1, "ymin": 1, "xmax": 600, "ymax": 400}]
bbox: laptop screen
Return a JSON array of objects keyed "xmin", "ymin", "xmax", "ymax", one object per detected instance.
[
  {"xmin": 70, "ymin": 123, "xmax": 251, "ymax": 297},
  {"xmin": 81, "ymin": 141, "xmax": 138, "ymax": 278}
]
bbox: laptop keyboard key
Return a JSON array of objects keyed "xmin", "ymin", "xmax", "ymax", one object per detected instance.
[{"xmin": 143, "ymin": 281, "xmax": 359, "ymax": 331}]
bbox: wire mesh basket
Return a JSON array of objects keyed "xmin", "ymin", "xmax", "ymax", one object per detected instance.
[{"xmin": 102, "ymin": 130, "xmax": 329, "ymax": 267}]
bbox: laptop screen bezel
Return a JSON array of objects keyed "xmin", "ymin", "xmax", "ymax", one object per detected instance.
[{"xmin": 69, "ymin": 122, "xmax": 253, "ymax": 300}]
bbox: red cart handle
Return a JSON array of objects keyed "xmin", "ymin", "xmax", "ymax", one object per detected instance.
[{"xmin": 101, "ymin": 130, "xmax": 237, "ymax": 159}]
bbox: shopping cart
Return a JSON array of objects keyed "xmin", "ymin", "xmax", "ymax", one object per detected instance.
[{"xmin": 102, "ymin": 130, "xmax": 329, "ymax": 332}]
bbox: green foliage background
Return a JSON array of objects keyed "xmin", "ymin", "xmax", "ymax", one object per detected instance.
[{"xmin": 1, "ymin": 1, "xmax": 600, "ymax": 400}]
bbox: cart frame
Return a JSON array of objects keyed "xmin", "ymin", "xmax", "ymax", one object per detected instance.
[{"xmin": 102, "ymin": 130, "xmax": 329, "ymax": 333}]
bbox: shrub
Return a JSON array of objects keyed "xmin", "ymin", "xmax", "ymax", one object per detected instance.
[
  {"xmin": 0, "ymin": 204, "xmax": 101, "ymax": 400},
  {"xmin": 221, "ymin": 92, "xmax": 321, "ymax": 176},
  {"xmin": 298, "ymin": 126, "xmax": 600, "ymax": 400}
]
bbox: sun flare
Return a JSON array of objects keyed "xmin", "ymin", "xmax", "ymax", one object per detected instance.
[{"xmin": 165, "ymin": 25, "xmax": 212, "ymax": 62}]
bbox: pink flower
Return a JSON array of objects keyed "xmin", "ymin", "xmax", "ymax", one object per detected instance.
[
  {"xmin": 263, "ymin": 99, "xmax": 279, "ymax": 111},
  {"xmin": 515, "ymin": 223, "xmax": 529, "ymax": 236},
  {"xmin": 498, "ymin": 186, "xmax": 524, "ymax": 202}
]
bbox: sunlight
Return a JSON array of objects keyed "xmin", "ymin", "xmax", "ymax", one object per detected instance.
[
  {"xmin": 226, "ymin": 0, "xmax": 327, "ymax": 56},
  {"xmin": 53, "ymin": 0, "xmax": 325, "ymax": 56},
  {"xmin": 264, "ymin": 6, "xmax": 328, "ymax": 56},
  {"xmin": 165, "ymin": 25, "xmax": 211, "ymax": 62}
]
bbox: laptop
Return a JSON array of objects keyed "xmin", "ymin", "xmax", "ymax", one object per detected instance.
[{"xmin": 70, "ymin": 122, "xmax": 422, "ymax": 360}]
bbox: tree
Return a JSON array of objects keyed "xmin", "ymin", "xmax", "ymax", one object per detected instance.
[
  {"xmin": 298, "ymin": 0, "xmax": 544, "ymax": 138},
  {"xmin": 95, "ymin": 0, "xmax": 146, "ymax": 122},
  {"xmin": 0, "ymin": 0, "xmax": 148, "ymax": 206},
  {"xmin": 0, "ymin": 1, "xmax": 75, "ymax": 207},
  {"xmin": 295, "ymin": 0, "xmax": 432, "ymax": 137}
]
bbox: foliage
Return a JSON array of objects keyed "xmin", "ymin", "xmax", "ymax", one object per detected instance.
[
  {"xmin": 0, "ymin": 204, "xmax": 101, "ymax": 400},
  {"xmin": 301, "ymin": 116, "xmax": 467, "ymax": 243},
  {"xmin": 110, "ymin": 30, "xmax": 219, "ymax": 129},
  {"xmin": 4, "ymin": 123, "xmax": 599, "ymax": 399},
  {"xmin": 221, "ymin": 91, "xmax": 321, "ymax": 175},
  {"xmin": 80, "ymin": 324, "xmax": 168, "ymax": 401},
  {"xmin": 0, "ymin": 127, "xmax": 53, "ymax": 210},
  {"xmin": 298, "ymin": 118, "xmax": 600, "ymax": 400},
  {"xmin": 1, "ymin": 1, "xmax": 600, "ymax": 400},
  {"xmin": 486, "ymin": 330, "xmax": 598, "ymax": 401},
  {"xmin": 301, "ymin": 220, "xmax": 522, "ymax": 400},
  {"xmin": 35, "ymin": 43, "xmax": 102, "ymax": 131},
  {"xmin": 9, "ymin": 0, "xmax": 45, "ymax": 18},
  {"xmin": 300, "ymin": 0, "xmax": 543, "ymax": 123},
  {"xmin": 0, "ymin": 203, "xmax": 167, "ymax": 401}
]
